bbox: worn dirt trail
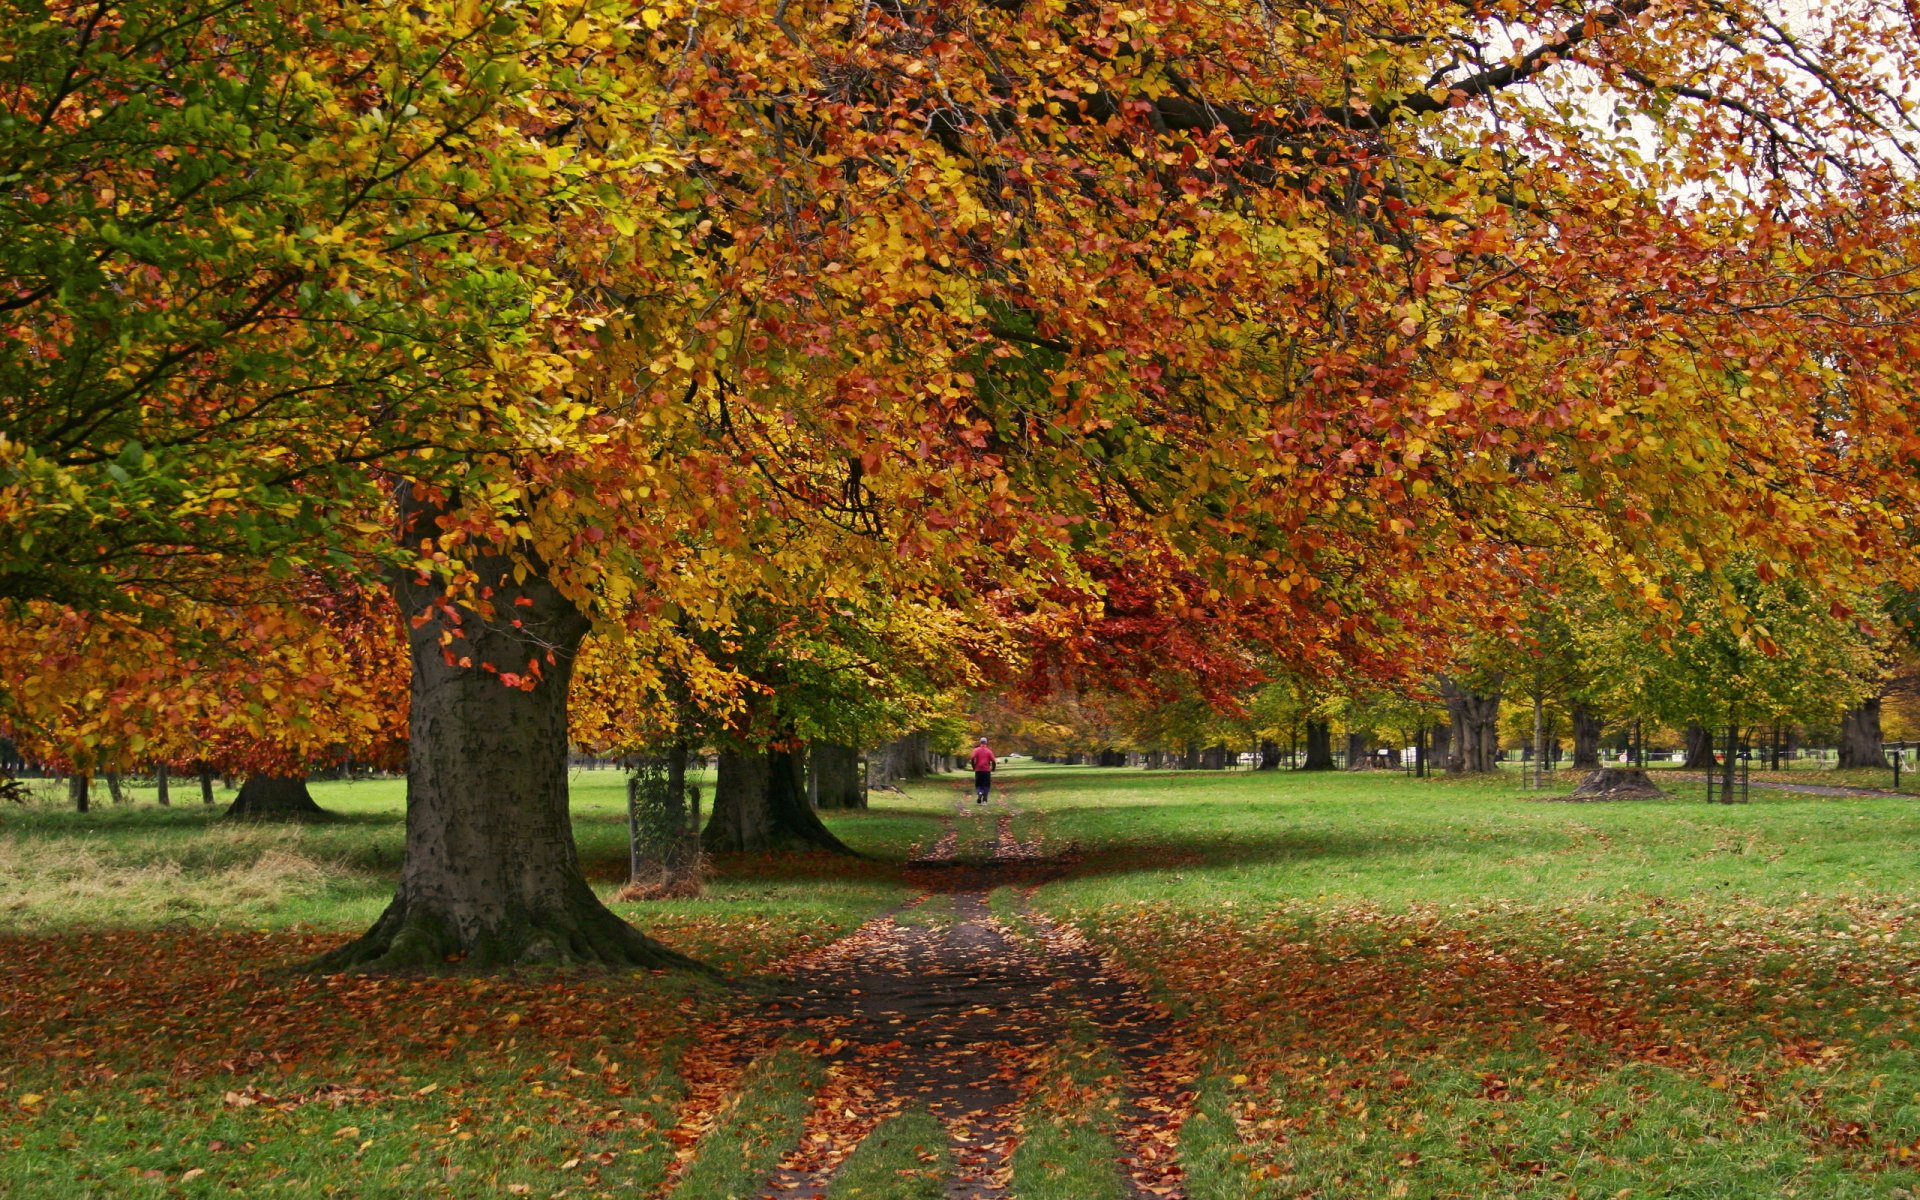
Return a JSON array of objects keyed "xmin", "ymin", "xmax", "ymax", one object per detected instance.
[
  {"xmin": 663, "ymin": 781, "xmax": 1196, "ymax": 1199},
  {"xmin": 1664, "ymin": 771, "xmax": 1908, "ymax": 799}
]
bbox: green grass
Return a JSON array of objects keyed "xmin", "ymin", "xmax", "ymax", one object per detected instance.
[
  {"xmin": 0, "ymin": 769, "xmax": 918, "ymax": 967},
  {"xmin": 668, "ymin": 1046, "xmax": 822, "ymax": 1199},
  {"xmin": 7, "ymin": 759, "xmax": 1920, "ymax": 1197},
  {"xmin": 960, "ymin": 762, "xmax": 1920, "ymax": 1199},
  {"xmin": 0, "ymin": 768, "xmax": 913, "ymax": 1200},
  {"xmin": 989, "ymin": 763, "xmax": 1920, "ymax": 914},
  {"xmin": 823, "ymin": 1109, "xmax": 950, "ymax": 1199},
  {"xmin": 1008, "ymin": 1023, "xmax": 1129, "ymax": 1200}
]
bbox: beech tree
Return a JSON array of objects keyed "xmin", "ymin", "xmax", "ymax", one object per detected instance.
[
  {"xmin": 1587, "ymin": 561, "xmax": 1884, "ymax": 759},
  {"xmin": 13, "ymin": 0, "xmax": 1920, "ymax": 970}
]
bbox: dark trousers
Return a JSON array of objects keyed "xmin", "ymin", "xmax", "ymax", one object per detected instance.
[{"xmin": 974, "ymin": 770, "xmax": 992, "ymax": 800}]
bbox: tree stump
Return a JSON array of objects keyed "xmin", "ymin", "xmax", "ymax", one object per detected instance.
[{"xmin": 1562, "ymin": 767, "xmax": 1667, "ymax": 801}]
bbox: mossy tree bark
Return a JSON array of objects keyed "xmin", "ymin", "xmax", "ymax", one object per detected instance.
[
  {"xmin": 226, "ymin": 774, "xmax": 328, "ymax": 820},
  {"xmin": 703, "ymin": 746, "xmax": 856, "ymax": 854},
  {"xmin": 318, "ymin": 492, "xmax": 693, "ymax": 973}
]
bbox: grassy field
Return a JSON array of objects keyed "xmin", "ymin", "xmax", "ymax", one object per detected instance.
[
  {"xmin": 1013, "ymin": 764, "xmax": 1920, "ymax": 1199},
  {"xmin": 2, "ymin": 763, "xmax": 1918, "ymax": 1197}
]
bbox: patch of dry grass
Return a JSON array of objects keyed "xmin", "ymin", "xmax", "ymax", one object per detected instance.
[{"xmin": 0, "ymin": 826, "xmax": 342, "ymax": 929}]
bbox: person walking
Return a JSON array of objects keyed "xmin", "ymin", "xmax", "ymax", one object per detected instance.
[{"xmin": 969, "ymin": 737, "xmax": 997, "ymax": 804}]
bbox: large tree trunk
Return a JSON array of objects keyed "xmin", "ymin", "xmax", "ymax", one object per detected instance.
[
  {"xmin": 811, "ymin": 742, "xmax": 866, "ymax": 810},
  {"xmin": 1258, "ymin": 740, "xmax": 1280, "ymax": 770},
  {"xmin": 69, "ymin": 773, "xmax": 89, "ymax": 813},
  {"xmin": 1439, "ymin": 680, "xmax": 1502, "ymax": 773},
  {"xmin": 866, "ymin": 740, "xmax": 901, "ymax": 789},
  {"xmin": 1571, "ymin": 703, "xmax": 1602, "ymax": 769},
  {"xmin": 1301, "ymin": 720, "xmax": 1335, "ymax": 771},
  {"xmin": 704, "ymin": 747, "xmax": 855, "ymax": 854},
  {"xmin": 226, "ymin": 774, "xmax": 328, "ymax": 820},
  {"xmin": 895, "ymin": 733, "xmax": 929, "ymax": 781},
  {"xmin": 1838, "ymin": 699, "xmax": 1889, "ymax": 769},
  {"xmin": 154, "ymin": 764, "xmax": 170, "ymax": 807},
  {"xmin": 1344, "ymin": 731, "xmax": 1370, "ymax": 769},
  {"xmin": 1683, "ymin": 722, "xmax": 1717, "ymax": 770},
  {"xmin": 1181, "ymin": 743, "xmax": 1201, "ymax": 770},
  {"xmin": 105, "ymin": 771, "xmax": 125, "ymax": 804},
  {"xmin": 198, "ymin": 765, "xmax": 216, "ymax": 805},
  {"xmin": 319, "ymin": 501, "xmax": 689, "ymax": 973}
]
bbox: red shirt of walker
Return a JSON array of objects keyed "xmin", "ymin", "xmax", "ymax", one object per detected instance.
[{"xmin": 970, "ymin": 744, "xmax": 997, "ymax": 772}]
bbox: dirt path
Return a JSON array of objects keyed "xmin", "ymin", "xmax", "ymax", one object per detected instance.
[
  {"xmin": 1663, "ymin": 771, "xmax": 1911, "ymax": 799},
  {"xmin": 665, "ymin": 785, "xmax": 1195, "ymax": 1199}
]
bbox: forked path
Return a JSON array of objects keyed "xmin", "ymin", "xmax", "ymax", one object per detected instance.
[{"xmin": 665, "ymin": 786, "xmax": 1196, "ymax": 1199}]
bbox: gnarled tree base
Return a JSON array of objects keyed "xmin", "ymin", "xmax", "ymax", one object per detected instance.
[
  {"xmin": 226, "ymin": 775, "xmax": 332, "ymax": 821},
  {"xmin": 1561, "ymin": 768, "xmax": 1667, "ymax": 802},
  {"xmin": 315, "ymin": 886, "xmax": 701, "ymax": 973},
  {"xmin": 704, "ymin": 748, "xmax": 858, "ymax": 856}
]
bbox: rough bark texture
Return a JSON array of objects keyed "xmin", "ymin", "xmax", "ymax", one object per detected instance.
[
  {"xmin": 704, "ymin": 748, "xmax": 856, "ymax": 855},
  {"xmin": 318, "ymin": 500, "xmax": 691, "ymax": 973},
  {"xmin": 1301, "ymin": 720, "xmax": 1335, "ymax": 771},
  {"xmin": 226, "ymin": 775, "xmax": 328, "ymax": 821},
  {"xmin": 1258, "ymin": 740, "xmax": 1280, "ymax": 770},
  {"xmin": 1838, "ymin": 699, "xmax": 1889, "ymax": 769},
  {"xmin": 154, "ymin": 764, "xmax": 170, "ymax": 806},
  {"xmin": 1439, "ymin": 679, "xmax": 1502, "ymax": 773},
  {"xmin": 69, "ymin": 774, "xmax": 88, "ymax": 813},
  {"xmin": 1683, "ymin": 723, "xmax": 1717, "ymax": 770},
  {"xmin": 1564, "ymin": 767, "xmax": 1667, "ymax": 801},
  {"xmin": 1571, "ymin": 704, "xmax": 1603, "ymax": 769},
  {"xmin": 810, "ymin": 743, "xmax": 866, "ymax": 810},
  {"xmin": 1430, "ymin": 724, "xmax": 1451, "ymax": 769}
]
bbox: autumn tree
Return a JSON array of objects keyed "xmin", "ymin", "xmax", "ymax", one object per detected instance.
[
  {"xmin": 15, "ymin": 0, "xmax": 1920, "ymax": 971},
  {"xmin": 1583, "ymin": 560, "xmax": 1884, "ymax": 766}
]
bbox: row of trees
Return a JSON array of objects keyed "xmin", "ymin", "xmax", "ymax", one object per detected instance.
[
  {"xmin": 7, "ymin": 0, "xmax": 1920, "ymax": 968},
  {"xmin": 983, "ymin": 559, "xmax": 1917, "ymax": 775}
]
